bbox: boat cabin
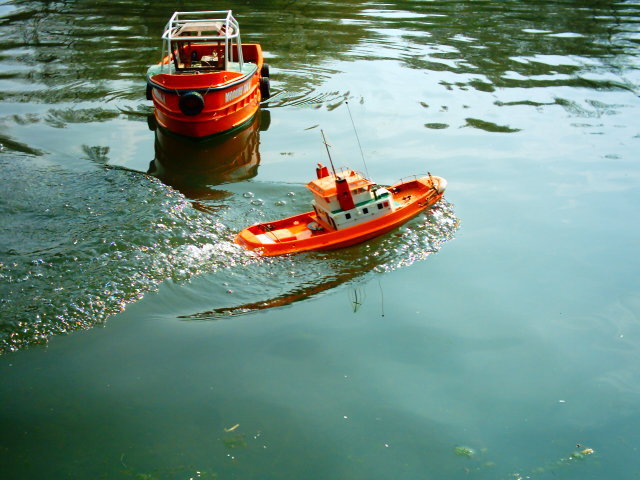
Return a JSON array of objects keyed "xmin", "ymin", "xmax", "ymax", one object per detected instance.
[
  {"xmin": 307, "ymin": 164, "xmax": 396, "ymax": 230},
  {"xmin": 159, "ymin": 10, "xmax": 247, "ymax": 73}
]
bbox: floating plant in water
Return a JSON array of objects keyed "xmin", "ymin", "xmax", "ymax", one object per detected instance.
[
  {"xmin": 454, "ymin": 445, "xmax": 476, "ymax": 458},
  {"xmin": 221, "ymin": 434, "xmax": 247, "ymax": 449},
  {"xmin": 452, "ymin": 443, "xmax": 596, "ymax": 478}
]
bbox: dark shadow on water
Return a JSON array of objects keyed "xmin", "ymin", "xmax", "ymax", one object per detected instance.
[
  {"xmin": 0, "ymin": 132, "xmax": 44, "ymax": 156},
  {"xmin": 147, "ymin": 109, "xmax": 269, "ymax": 200},
  {"xmin": 178, "ymin": 267, "xmax": 360, "ymax": 320}
]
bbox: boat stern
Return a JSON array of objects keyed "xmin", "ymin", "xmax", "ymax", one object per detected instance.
[{"xmin": 235, "ymin": 227, "xmax": 261, "ymax": 250}]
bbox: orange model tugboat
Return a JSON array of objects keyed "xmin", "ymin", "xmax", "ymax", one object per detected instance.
[
  {"xmin": 235, "ymin": 134, "xmax": 447, "ymax": 256},
  {"xmin": 146, "ymin": 10, "xmax": 269, "ymax": 138}
]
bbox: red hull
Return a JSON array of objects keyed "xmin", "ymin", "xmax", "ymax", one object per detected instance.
[{"xmin": 147, "ymin": 43, "xmax": 266, "ymax": 138}]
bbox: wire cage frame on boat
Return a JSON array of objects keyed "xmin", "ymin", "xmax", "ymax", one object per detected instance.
[{"xmin": 160, "ymin": 10, "xmax": 244, "ymax": 73}]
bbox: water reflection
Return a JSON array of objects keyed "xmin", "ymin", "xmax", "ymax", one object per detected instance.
[
  {"xmin": 147, "ymin": 109, "xmax": 268, "ymax": 200},
  {"xmin": 1, "ymin": 0, "xmax": 639, "ymax": 478},
  {"xmin": 349, "ymin": 286, "xmax": 366, "ymax": 313},
  {"xmin": 178, "ymin": 200, "xmax": 459, "ymax": 321}
]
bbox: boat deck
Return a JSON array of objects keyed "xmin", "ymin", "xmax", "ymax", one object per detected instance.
[
  {"xmin": 256, "ymin": 225, "xmax": 313, "ymax": 244},
  {"xmin": 147, "ymin": 61, "xmax": 256, "ymax": 78},
  {"xmin": 252, "ymin": 214, "xmax": 321, "ymax": 244}
]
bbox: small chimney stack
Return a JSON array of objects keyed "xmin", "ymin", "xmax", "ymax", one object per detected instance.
[
  {"xmin": 316, "ymin": 163, "xmax": 330, "ymax": 179},
  {"xmin": 335, "ymin": 177, "xmax": 355, "ymax": 211}
]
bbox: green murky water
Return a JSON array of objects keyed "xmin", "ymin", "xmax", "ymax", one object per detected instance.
[{"xmin": 1, "ymin": 0, "xmax": 639, "ymax": 478}]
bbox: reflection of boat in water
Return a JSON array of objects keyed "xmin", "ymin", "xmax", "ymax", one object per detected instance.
[
  {"xmin": 181, "ymin": 199, "xmax": 458, "ymax": 321},
  {"xmin": 147, "ymin": 109, "xmax": 268, "ymax": 198},
  {"xmin": 236, "ymin": 154, "xmax": 447, "ymax": 256},
  {"xmin": 145, "ymin": 10, "xmax": 270, "ymax": 138}
]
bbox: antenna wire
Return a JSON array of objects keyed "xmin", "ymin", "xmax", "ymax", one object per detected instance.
[{"xmin": 345, "ymin": 101, "xmax": 370, "ymax": 178}]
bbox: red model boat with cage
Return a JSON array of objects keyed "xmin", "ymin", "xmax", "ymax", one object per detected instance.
[{"xmin": 146, "ymin": 10, "xmax": 270, "ymax": 138}]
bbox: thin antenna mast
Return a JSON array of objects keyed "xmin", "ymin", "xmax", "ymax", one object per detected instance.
[
  {"xmin": 320, "ymin": 129, "xmax": 338, "ymax": 177},
  {"xmin": 345, "ymin": 101, "xmax": 369, "ymax": 178}
]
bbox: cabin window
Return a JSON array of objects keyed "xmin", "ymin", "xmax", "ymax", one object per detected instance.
[
  {"xmin": 362, "ymin": 208, "xmax": 369, "ymax": 214},
  {"xmin": 345, "ymin": 213, "xmax": 351, "ymax": 220},
  {"xmin": 383, "ymin": 201, "xmax": 389, "ymax": 207},
  {"xmin": 377, "ymin": 203, "xmax": 383, "ymax": 210}
]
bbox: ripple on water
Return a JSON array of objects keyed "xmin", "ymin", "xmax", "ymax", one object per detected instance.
[
  {"xmin": 180, "ymin": 197, "xmax": 459, "ymax": 320},
  {"xmin": 0, "ymin": 154, "xmax": 459, "ymax": 351},
  {"xmin": 264, "ymin": 89, "xmax": 349, "ymax": 110},
  {"xmin": 0, "ymin": 154, "xmax": 252, "ymax": 354}
]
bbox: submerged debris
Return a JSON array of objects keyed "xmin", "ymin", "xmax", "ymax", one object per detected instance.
[
  {"xmin": 570, "ymin": 447, "xmax": 595, "ymax": 459},
  {"xmin": 454, "ymin": 445, "xmax": 476, "ymax": 458},
  {"xmin": 221, "ymin": 434, "xmax": 247, "ymax": 449},
  {"xmin": 453, "ymin": 443, "xmax": 596, "ymax": 478},
  {"xmin": 224, "ymin": 423, "xmax": 240, "ymax": 432}
]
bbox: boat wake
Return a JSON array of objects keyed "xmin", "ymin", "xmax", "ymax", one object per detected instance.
[
  {"xmin": 0, "ymin": 153, "xmax": 458, "ymax": 353},
  {"xmin": 180, "ymin": 199, "xmax": 459, "ymax": 320},
  {"xmin": 0, "ymin": 154, "xmax": 254, "ymax": 354}
]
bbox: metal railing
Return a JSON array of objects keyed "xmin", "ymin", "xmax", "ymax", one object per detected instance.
[
  {"xmin": 160, "ymin": 10, "xmax": 244, "ymax": 73},
  {"xmin": 398, "ymin": 173, "xmax": 431, "ymax": 184}
]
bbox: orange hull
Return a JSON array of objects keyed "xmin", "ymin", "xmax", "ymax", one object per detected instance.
[
  {"xmin": 147, "ymin": 44, "xmax": 266, "ymax": 138},
  {"xmin": 235, "ymin": 176, "xmax": 446, "ymax": 256}
]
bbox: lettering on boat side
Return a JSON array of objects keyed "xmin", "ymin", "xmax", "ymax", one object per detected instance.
[{"xmin": 225, "ymin": 81, "xmax": 250, "ymax": 103}]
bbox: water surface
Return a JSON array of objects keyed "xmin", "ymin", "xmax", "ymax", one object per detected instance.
[{"xmin": 1, "ymin": 0, "xmax": 639, "ymax": 478}]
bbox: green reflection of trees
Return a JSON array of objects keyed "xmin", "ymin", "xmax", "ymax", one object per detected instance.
[
  {"xmin": 0, "ymin": 0, "xmax": 637, "ymax": 107},
  {"xmin": 384, "ymin": 0, "xmax": 639, "ymax": 91},
  {"xmin": 0, "ymin": 0, "xmax": 373, "ymax": 103}
]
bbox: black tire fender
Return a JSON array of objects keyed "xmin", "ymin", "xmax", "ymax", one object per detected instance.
[
  {"xmin": 260, "ymin": 63, "xmax": 270, "ymax": 78},
  {"xmin": 179, "ymin": 91, "xmax": 205, "ymax": 116},
  {"xmin": 146, "ymin": 114, "xmax": 157, "ymax": 131},
  {"xmin": 260, "ymin": 77, "xmax": 270, "ymax": 101},
  {"xmin": 146, "ymin": 83, "xmax": 153, "ymax": 100}
]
